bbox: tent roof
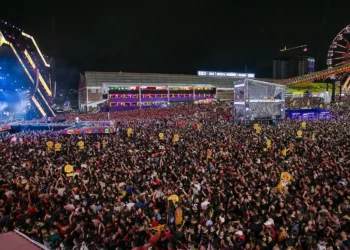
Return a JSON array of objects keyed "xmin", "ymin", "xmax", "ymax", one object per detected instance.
[{"xmin": 0, "ymin": 231, "xmax": 48, "ymax": 250}]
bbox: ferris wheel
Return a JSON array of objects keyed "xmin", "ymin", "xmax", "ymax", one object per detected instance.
[{"xmin": 327, "ymin": 24, "xmax": 350, "ymax": 69}]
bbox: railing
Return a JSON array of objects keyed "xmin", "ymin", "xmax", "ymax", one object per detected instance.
[{"xmin": 280, "ymin": 62, "xmax": 350, "ymax": 86}]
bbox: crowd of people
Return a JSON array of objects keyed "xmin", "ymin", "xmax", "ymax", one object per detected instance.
[{"xmin": 0, "ymin": 97, "xmax": 350, "ymax": 250}]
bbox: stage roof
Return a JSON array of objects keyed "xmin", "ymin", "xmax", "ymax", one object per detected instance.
[
  {"xmin": 82, "ymin": 72, "xmax": 278, "ymax": 90},
  {"xmin": 84, "ymin": 71, "xmax": 237, "ymax": 88},
  {"xmin": 107, "ymin": 83, "xmax": 217, "ymax": 88},
  {"xmin": 0, "ymin": 231, "xmax": 48, "ymax": 250}
]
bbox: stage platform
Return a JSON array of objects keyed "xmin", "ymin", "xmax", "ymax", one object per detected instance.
[
  {"xmin": 10, "ymin": 123, "xmax": 72, "ymax": 132},
  {"xmin": 0, "ymin": 124, "xmax": 11, "ymax": 132},
  {"xmin": 285, "ymin": 108, "xmax": 331, "ymax": 120},
  {"xmin": 0, "ymin": 119, "xmax": 116, "ymax": 134},
  {"xmin": 62, "ymin": 120, "xmax": 116, "ymax": 135}
]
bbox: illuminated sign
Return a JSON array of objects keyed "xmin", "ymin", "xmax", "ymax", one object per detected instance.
[
  {"xmin": 248, "ymin": 99, "xmax": 283, "ymax": 103},
  {"xmin": 234, "ymin": 84, "xmax": 245, "ymax": 88},
  {"xmin": 198, "ymin": 71, "xmax": 255, "ymax": 78}
]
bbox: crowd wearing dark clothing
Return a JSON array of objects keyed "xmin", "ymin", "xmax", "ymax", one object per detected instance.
[{"xmin": 0, "ymin": 99, "xmax": 350, "ymax": 250}]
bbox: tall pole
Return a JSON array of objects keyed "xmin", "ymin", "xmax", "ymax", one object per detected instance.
[
  {"xmin": 331, "ymin": 80, "xmax": 336, "ymax": 103},
  {"xmin": 51, "ymin": 16, "xmax": 56, "ymax": 102},
  {"xmin": 139, "ymin": 83, "xmax": 141, "ymax": 110},
  {"xmin": 167, "ymin": 85, "xmax": 170, "ymax": 104}
]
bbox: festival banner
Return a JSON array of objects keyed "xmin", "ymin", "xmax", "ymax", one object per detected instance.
[
  {"xmin": 148, "ymin": 224, "xmax": 166, "ymax": 231},
  {"xmin": 175, "ymin": 122, "xmax": 186, "ymax": 127}
]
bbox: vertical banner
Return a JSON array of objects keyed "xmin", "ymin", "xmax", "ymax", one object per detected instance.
[
  {"xmin": 53, "ymin": 81, "xmax": 57, "ymax": 99},
  {"xmin": 34, "ymin": 68, "xmax": 39, "ymax": 93}
]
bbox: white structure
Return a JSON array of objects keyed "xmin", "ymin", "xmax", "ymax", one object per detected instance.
[
  {"xmin": 319, "ymin": 91, "xmax": 331, "ymax": 104},
  {"xmin": 234, "ymin": 79, "xmax": 286, "ymax": 121}
]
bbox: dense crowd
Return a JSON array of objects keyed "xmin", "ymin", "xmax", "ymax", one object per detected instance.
[
  {"xmin": 54, "ymin": 105, "xmax": 223, "ymax": 124},
  {"xmin": 0, "ymin": 98, "xmax": 350, "ymax": 250}
]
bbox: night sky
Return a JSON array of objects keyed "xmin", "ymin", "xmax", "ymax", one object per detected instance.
[{"xmin": 1, "ymin": 0, "xmax": 349, "ymax": 90}]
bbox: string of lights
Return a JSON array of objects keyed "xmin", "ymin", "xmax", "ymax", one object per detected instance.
[
  {"xmin": 22, "ymin": 32, "xmax": 50, "ymax": 67},
  {"xmin": 280, "ymin": 62, "xmax": 350, "ymax": 86}
]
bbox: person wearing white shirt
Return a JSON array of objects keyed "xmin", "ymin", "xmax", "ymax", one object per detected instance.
[
  {"xmin": 201, "ymin": 198, "xmax": 210, "ymax": 210},
  {"xmin": 126, "ymin": 203, "xmax": 135, "ymax": 211}
]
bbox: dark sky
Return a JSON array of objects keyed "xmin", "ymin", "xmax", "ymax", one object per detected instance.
[{"xmin": 1, "ymin": 0, "xmax": 349, "ymax": 89}]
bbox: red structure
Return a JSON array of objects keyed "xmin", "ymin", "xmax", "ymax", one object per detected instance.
[{"xmin": 0, "ymin": 231, "xmax": 48, "ymax": 250}]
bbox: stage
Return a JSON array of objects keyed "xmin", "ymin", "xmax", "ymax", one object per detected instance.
[
  {"xmin": 0, "ymin": 119, "xmax": 116, "ymax": 134},
  {"xmin": 0, "ymin": 124, "xmax": 11, "ymax": 132},
  {"xmin": 285, "ymin": 108, "xmax": 331, "ymax": 120},
  {"xmin": 62, "ymin": 120, "xmax": 116, "ymax": 135}
]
